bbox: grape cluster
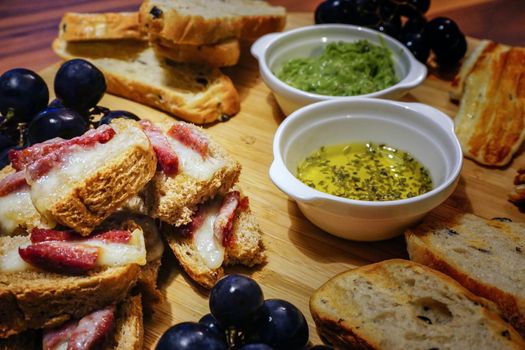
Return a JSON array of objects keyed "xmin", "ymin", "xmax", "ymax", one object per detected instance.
[
  {"xmin": 314, "ymin": 0, "xmax": 467, "ymax": 66},
  {"xmin": 156, "ymin": 275, "xmax": 332, "ymax": 350},
  {"xmin": 0, "ymin": 59, "xmax": 139, "ymax": 169}
]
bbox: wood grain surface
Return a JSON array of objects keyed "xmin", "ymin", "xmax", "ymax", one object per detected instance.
[{"xmin": 34, "ymin": 12, "xmax": 525, "ymax": 349}]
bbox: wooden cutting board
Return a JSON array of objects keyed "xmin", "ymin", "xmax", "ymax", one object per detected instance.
[{"xmin": 38, "ymin": 12, "xmax": 525, "ymax": 349}]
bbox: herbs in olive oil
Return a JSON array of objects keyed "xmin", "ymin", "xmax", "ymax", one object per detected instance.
[{"xmin": 296, "ymin": 142, "xmax": 433, "ymax": 201}]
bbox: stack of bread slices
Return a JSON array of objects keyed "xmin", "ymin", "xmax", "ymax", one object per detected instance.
[
  {"xmin": 53, "ymin": 0, "xmax": 286, "ymax": 124},
  {"xmin": 0, "ymin": 117, "xmax": 266, "ymax": 348}
]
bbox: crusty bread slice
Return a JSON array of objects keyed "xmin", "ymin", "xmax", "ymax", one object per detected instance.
[
  {"xmin": 453, "ymin": 41, "xmax": 525, "ymax": 166},
  {"xmin": 59, "ymin": 12, "xmax": 146, "ymax": 41},
  {"xmin": 450, "ymin": 40, "xmax": 491, "ymax": 101},
  {"xmin": 145, "ymin": 121, "xmax": 241, "ymax": 226},
  {"xmin": 152, "ymin": 38, "xmax": 240, "ymax": 67},
  {"xmin": 310, "ymin": 259, "xmax": 525, "ymax": 350},
  {"xmin": 24, "ymin": 119, "xmax": 156, "ymax": 236},
  {"xmin": 52, "ymin": 38, "xmax": 240, "ymax": 124},
  {"xmin": 139, "ymin": 0, "xmax": 286, "ymax": 45},
  {"xmin": 0, "ymin": 166, "xmax": 54, "ymax": 236},
  {"xmin": 162, "ymin": 190, "xmax": 265, "ymax": 289},
  {"xmin": 0, "ymin": 295, "xmax": 143, "ymax": 349},
  {"xmin": 406, "ymin": 213, "xmax": 525, "ymax": 337}
]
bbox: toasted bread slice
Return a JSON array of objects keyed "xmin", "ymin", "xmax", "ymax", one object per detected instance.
[
  {"xmin": 52, "ymin": 38, "xmax": 240, "ymax": 124},
  {"xmin": 59, "ymin": 12, "xmax": 146, "ymax": 41},
  {"xmin": 406, "ymin": 213, "xmax": 525, "ymax": 337},
  {"xmin": 143, "ymin": 120, "xmax": 241, "ymax": 226},
  {"xmin": 454, "ymin": 41, "xmax": 525, "ymax": 166},
  {"xmin": 16, "ymin": 119, "xmax": 156, "ymax": 236},
  {"xmin": 139, "ymin": 0, "xmax": 286, "ymax": 45},
  {"xmin": 152, "ymin": 38, "xmax": 241, "ymax": 67},
  {"xmin": 310, "ymin": 259, "xmax": 525, "ymax": 350},
  {"xmin": 0, "ymin": 166, "xmax": 54, "ymax": 236},
  {"xmin": 162, "ymin": 190, "xmax": 265, "ymax": 288}
]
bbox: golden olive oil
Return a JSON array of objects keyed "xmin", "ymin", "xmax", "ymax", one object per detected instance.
[{"xmin": 296, "ymin": 142, "xmax": 433, "ymax": 201}]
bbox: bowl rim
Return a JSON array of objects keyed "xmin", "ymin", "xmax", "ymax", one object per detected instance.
[
  {"xmin": 270, "ymin": 98, "xmax": 463, "ymax": 208},
  {"xmin": 253, "ymin": 24, "xmax": 427, "ymax": 100}
]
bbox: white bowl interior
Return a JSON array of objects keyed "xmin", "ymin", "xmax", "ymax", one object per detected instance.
[
  {"xmin": 266, "ymin": 25, "xmax": 411, "ymax": 86},
  {"xmin": 279, "ymin": 102, "xmax": 459, "ymax": 191}
]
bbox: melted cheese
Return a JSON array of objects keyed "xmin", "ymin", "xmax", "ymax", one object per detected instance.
[
  {"xmin": 0, "ymin": 188, "xmax": 53, "ymax": 235},
  {"xmin": 194, "ymin": 199, "xmax": 224, "ymax": 269},
  {"xmin": 167, "ymin": 137, "xmax": 225, "ymax": 180},
  {"xmin": 29, "ymin": 123, "xmax": 150, "ymax": 216},
  {"xmin": 0, "ymin": 229, "xmax": 146, "ymax": 273}
]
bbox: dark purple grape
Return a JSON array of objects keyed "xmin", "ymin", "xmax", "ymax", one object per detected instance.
[
  {"xmin": 401, "ymin": 31, "xmax": 431, "ymax": 63},
  {"xmin": 426, "ymin": 17, "xmax": 462, "ymax": 51},
  {"xmin": 48, "ymin": 98, "xmax": 64, "ymax": 109},
  {"xmin": 353, "ymin": 0, "xmax": 381, "ymax": 26},
  {"xmin": 315, "ymin": 0, "xmax": 359, "ymax": 24},
  {"xmin": 308, "ymin": 346, "xmax": 335, "ymax": 350},
  {"xmin": 198, "ymin": 313, "xmax": 225, "ymax": 341},
  {"xmin": 54, "ymin": 59, "xmax": 106, "ymax": 114},
  {"xmin": 239, "ymin": 344, "xmax": 275, "ymax": 350},
  {"xmin": 373, "ymin": 15, "xmax": 401, "ymax": 38},
  {"xmin": 249, "ymin": 299, "xmax": 309, "ymax": 350},
  {"xmin": 27, "ymin": 107, "xmax": 88, "ymax": 145},
  {"xmin": 407, "ymin": 0, "xmax": 430, "ymax": 14},
  {"xmin": 0, "ymin": 68, "xmax": 49, "ymax": 123},
  {"xmin": 99, "ymin": 110, "xmax": 139, "ymax": 126},
  {"xmin": 378, "ymin": 0, "xmax": 399, "ymax": 21},
  {"xmin": 401, "ymin": 14, "xmax": 427, "ymax": 36},
  {"xmin": 209, "ymin": 274, "xmax": 264, "ymax": 329},
  {"xmin": 434, "ymin": 33, "xmax": 467, "ymax": 67},
  {"xmin": 0, "ymin": 133, "xmax": 16, "ymax": 150},
  {"xmin": 156, "ymin": 322, "xmax": 227, "ymax": 350}
]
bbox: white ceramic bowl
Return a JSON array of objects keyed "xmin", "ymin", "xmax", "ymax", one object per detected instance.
[
  {"xmin": 251, "ymin": 24, "xmax": 427, "ymax": 116},
  {"xmin": 270, "ymin": 98, "xmax": 462, "ymax": 241}
]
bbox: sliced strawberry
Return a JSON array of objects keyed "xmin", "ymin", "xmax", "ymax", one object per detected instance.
[
  {"xmin": 67, "ymin": 305, "xmax": 116, "ymax": 350},
  {"xmin": 0, "ymin": 171, "xmax": 28, "ymax": 197},
  {"xmin": 9, "ymin": 125, "xmax": 115, "ymax": 171},
  {"xmin": 214, "ymin": 191, "xmax": 241, "ymax": 248},
  {"xmin": 19, "ymin": 241, "xmax": 99, "ymax": 274},
  {"xmin": 30, "ymin": 228, "xmax": 77, "ymax": 243},
  {"xmin": 167, "ymin": 123, "xmax": 209, "ymax": 158},
  {"xmin": 91, "ymin": 230, "xmax": 131, "ymax": 244},
  {"xmin": 43, "ymin": 319, "xmax": 77, "ymax": 350},
  {"xmin": 139, "ymin": 120, "xmax": 179, "ymax": 175}
]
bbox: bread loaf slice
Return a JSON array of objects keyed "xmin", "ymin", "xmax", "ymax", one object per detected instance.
[
  {"xmin": 162, "ymin": 190, "xmax": 265, "ymax": 288},
  {"xmin": 406, "ymin": 213, "xmax": 525, "ymax": 337},
  {"xmin": 59, "ymin": 12, "xmax": 145, "ymax": 41},
  {"xmin": 139, "ymin": 0, "xmax": 286, "ymax": 45},
  {"xmin": 52, "ymin": 38, "xmax": 240, "ymax": 124},
  {"xmin": 143, "ymin": 120, "xmax": 241, "ymax": 226},
  {"xmin": 17, "ymin": 119, "xmax": 156, "ymax": 236},
  {"xmin": 310, "ymin": 259, "xmax": 525, "ymax": 350},
  {"xmin": 59, "ymin": 12, "xmax": 241, "ymax": 67}
]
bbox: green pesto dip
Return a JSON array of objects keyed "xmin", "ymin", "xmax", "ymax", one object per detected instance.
[{"xmin": 276, "ymin": 40, "xmax": 398, "ymax": 96}]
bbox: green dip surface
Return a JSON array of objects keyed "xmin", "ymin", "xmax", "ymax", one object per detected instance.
[{"xmin": 276, "ymin": 40, "xmax": 399, "ymax": 96}]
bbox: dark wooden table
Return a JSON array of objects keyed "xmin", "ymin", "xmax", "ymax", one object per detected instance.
[{"xmin": 0, "ymin": 0, "xmax": 523, "ymax": 73}]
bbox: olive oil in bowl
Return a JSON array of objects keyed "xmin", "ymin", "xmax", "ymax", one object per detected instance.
[{"xmin": 296, "ymin": 142, "xmax": 433, "ymax": 201}]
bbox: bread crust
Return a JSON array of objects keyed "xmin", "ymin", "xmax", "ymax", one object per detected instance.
[
  {"xmin": 59, "ymin": 12, "xmax": 145, "ymax": 41},
  {"xmin": 0, "ymin": 265, "xmax": 140, "ymax": 338},
  {"xmin": 152, "ymin": 38, "xmax": 240, "ymax": 67},
  {"xmin": 52, "ymin": 38, "xmax": 241, "ymax": 124},
  {"xmin": 40, "ymin": 120, "xmax": 157, "ymax": 235},
  {"xmin": 406, "ymin": 214, "xmax": 525, "ymax": 337},
  {"xmin": 111, "ymin": 295, "xmax": 144, "ymax": 350},
  {"xmin": 138, "ymin": 0, "xmax": 286, "ymax": 45}
]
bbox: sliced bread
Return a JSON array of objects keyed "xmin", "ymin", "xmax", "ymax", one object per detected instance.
[
  {"xmin": 52, "ymin": 38, "xmax": 240, "ymax": 124},
  {"xmin": 13, "ymin": 119, "xmax": 156, "ymax": 236},
  {"xmin": 310, "ymin": 259, "xmax": 525, "ymax": 349},
  {"xmin": 142, "ymin": 120, "xmax": 241, "ymax": 226},
  {"xmin": 162, "ymin": 189, "xmax": 265, "ymax": 288},
  {"xmin": 406, "ymin": 212, "xmax": 525, "ymax": 337},
  {"xmin": 139, "ymin": 0, "xmax": 286, "ymax": 45},
  {"xmin": 59, "ymin": 12, "xmax": 145, "ymax": 41}
]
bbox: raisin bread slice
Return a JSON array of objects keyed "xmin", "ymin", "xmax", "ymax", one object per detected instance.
[
  {"xmin": 52, "ymin": 38, "xmax": 240, "ymax": 124},
  {"xmin": 310, "ymin": 259, "xmax": 525, "ymax": 350},
  {"xmin": 59, "ymin": 12, "xmax": 145, "ymax": 41},
  {"xmin": 139, "ymin": 0, "xmax": 286, "ymax": 45},
  {"xmin": 406, "ymin": 212, "xmax": 525, "ymax": 337}
]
